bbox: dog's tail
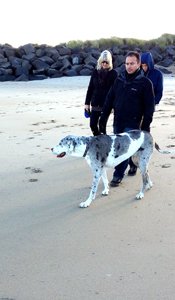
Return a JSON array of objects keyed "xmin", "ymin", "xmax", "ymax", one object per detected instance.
[{"xmin": 155, "ymin": 142, "xmax": 175, "ymax": 154}]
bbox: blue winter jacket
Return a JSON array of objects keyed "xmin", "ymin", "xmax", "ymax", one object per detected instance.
[{"xmin": 141, "ymin": 52, "xmax": 163, "ymax": 104}]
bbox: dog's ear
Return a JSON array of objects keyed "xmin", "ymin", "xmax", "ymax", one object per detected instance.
[{"xmin": 60, "ymin": 135, "xmax": 72, "ymax": 145}]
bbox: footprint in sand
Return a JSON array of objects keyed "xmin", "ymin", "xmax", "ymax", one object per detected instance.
[
  {"xmin": 29, "ymin": 178, "xmax": 38, "ymax": 182},
  {"xmin": 168, "ymin": 135, "xmax": 175, "ymax": 140},
  {"xmin": 31, "ymin": 168, "xmax": 43, "ymax": 173},
  {"xmin": 25, "ymin": 167, "xmax": 43, "ymax": 182},
  {"xmin": 161, "ymin": 164, "xmax": 171, "ymax": 168},
  {"xmin": 55, "ymin": 124, "xmax": 67, "ymax": 128}
]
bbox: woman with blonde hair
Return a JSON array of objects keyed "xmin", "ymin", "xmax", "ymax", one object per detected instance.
[{"xmin": 84, "ymin": 50, "xmax": 117, "ymax": 136}]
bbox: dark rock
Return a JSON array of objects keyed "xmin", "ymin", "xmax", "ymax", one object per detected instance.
[
  {"xmin": 158, "ymin": 67, "xmax": 172, "ymax": 74},
  {"xmin": 29, "ymin": 74, "xmax": 47, "ymax": 80},
  {"xmin": 0, "ymin": 74, "xmax": 15, "ymax": 81},
  {"xmin": 56, "ymin": 46, "xmax": 71, "ymax": 56},
  {"xmin": 15, "ymin": 74, "xmax": 29, "ymax": 81},
  {"xmin": 79, "ymin": 68, "xmax": 92, "ymax": 76},
  {"xmin": 31, "ymin": 59, "xmax": 50, "ymax": 70},
  {"xmin": 157, "ymin": 58, "xmax": 174, "ymax": 67},
  {"xmin": 63, "ymin": 69, "xmax": 78, "ymax": 76},
  {"xmin": 47, "ymin": 68, "xmax": 61, "ymax": 77},
  {"xmin": 51, "ymin": 60, "xmax": 63, "ymax": 70},
  {"xmin": 22, "ymin": 43, "xmax": 36, "ymax": 55}
]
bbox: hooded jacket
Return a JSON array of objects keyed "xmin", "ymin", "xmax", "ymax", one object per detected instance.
[
  {"xmin": 99, "ymin": 68, "xmax": 155, "ymax": 133},
  {"xmin": 141, "ymin": 52, "xmax": 163, "ymax": 104}
]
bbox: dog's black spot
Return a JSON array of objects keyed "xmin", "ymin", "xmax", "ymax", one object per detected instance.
[
  {"xmin": 101, "ymin": 157, "xmax": 105, "ymax": 163},
  {"xmin": 72, "ymin": 140, "xmax": 77, "ymax": 148},
  {"xmin": 96, "ymin": 152, "xmax": 100, "ymax": 160},
  {"xmin": 72, "ymin": 139, "xmax": 80, "ymax": 151},
  {"xmin": 88, "ymin": 135, "xmax": 112, "ymax": 162},
  {"xmin": 115, "ymin": 155, "xmax": 119, "ymax": 158},
  {"xmin": 114, "ymin": 135, "xmax": 130, "ymax": 156}
]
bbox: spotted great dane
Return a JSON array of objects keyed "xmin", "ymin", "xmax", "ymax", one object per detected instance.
[{"xmin": 51, "ymin": 130, "xmax": 174, "ymax": 208}]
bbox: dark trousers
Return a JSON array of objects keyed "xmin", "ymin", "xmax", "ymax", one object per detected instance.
[
  {"xmin": 113, "ymin": 127, "xmax": 136, "ymax": 178},
  {"xmin": 128, "ymin": 156, "xmax": 136, "ymax": 168},
  {"xmin": 90, "ymin": 110, "xmax": 102, "ymax": 136}
]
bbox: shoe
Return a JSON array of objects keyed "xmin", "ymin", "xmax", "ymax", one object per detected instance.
[
  {"xmin": 110, "ymin": 176, "xmax": 123, "ymax": 187},
  {"xmin": 128, "ymin": 166, "xmax": 137, "ymax": 176}
]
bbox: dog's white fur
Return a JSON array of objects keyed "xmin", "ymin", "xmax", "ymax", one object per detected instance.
[{"xmin": 51, "ymin": 130, "xmax": 175, "ymax": 208}]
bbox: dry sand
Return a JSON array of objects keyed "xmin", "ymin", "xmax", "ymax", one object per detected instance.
[{"xmin": 0, "ymin": 75, "xmax": 175, "ymax": 300}]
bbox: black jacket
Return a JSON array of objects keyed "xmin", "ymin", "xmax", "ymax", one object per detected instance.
[
  {"xmin": 85, "ymin": 69, "xmax": 117, "ymax": 108},
  {"xmin": 99, "ymin": 69, "xmax": 155, "ymax": 133}
]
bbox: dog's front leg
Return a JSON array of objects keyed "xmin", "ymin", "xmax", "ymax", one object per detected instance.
[{"xmin": 79, "ymin": 168, "xmax": 102, "ymax": 208}]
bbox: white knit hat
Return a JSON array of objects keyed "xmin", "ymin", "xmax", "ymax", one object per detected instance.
[{"xmin": 97, "ymin": 50, "xmax": 113, "ymax": 70}]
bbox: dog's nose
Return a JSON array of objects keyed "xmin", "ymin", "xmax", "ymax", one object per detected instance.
[{"xmin": 51, "ymin": 148, "xmax": 53, "ymax": 152}]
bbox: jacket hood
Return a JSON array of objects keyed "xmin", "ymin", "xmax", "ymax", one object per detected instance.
[{"xmin": 141, "ymin": 52, "xmax": 154, "ymax": 70}]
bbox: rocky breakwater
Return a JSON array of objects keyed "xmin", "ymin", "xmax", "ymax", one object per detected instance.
[{"xmin": 0, "ymin": 43, "xmax": 175, "ymax": 81}]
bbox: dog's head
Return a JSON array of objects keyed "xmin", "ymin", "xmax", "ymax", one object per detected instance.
[{"xmin": 51, "ymin": 135, "xmax": 78, "ymax": 158}]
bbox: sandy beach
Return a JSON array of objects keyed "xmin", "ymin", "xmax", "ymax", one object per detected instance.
[{"xmin": 0, "ymin": 75, "xmax": 175, "ymax": 300}]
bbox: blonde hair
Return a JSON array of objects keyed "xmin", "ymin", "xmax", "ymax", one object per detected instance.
[{"xmin": 97, "ymin": 50, "xmax": 113, "ymax": 70}]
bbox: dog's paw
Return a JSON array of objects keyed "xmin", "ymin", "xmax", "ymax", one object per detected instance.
[
  {"xmin": 135, "ymin": 192, "xmax": 144, "ymax": 199},
  {"xmin": 79, "ymin": 200, "xmax": 91, "ymax": 208},
  {"xmin": 102, "ymin": 189, "xmax": 109, "ymax": 196}
]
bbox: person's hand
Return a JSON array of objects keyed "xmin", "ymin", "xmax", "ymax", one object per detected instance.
[
  {"xmin": 84, "ymin": 108, "xmax": 91, "ymax": 118},
  {"xmin": 84, "ymin": 105, "xmax": 91, "ymax": 118},
  {"xmin": 85, "ymin": 104, "xmax": 90, "ymax": 111}
]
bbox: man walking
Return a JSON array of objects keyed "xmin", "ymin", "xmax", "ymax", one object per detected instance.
[{"xmin": 99, "ymin": 51, "xmax": 155, "ymax": 187}]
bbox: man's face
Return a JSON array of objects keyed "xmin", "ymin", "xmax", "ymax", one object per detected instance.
[
  {"xmin": 141, "ymin": 63, "xmax": 148, "ymax": 72},
  {"xmin": 125, "ymin": 56, "xmax": 140, "ymax": 74}
]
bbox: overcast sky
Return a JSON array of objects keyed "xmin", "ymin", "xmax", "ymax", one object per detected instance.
[{"xmin": 1, "ymin": 0, "xmax": 174, "ymax": 47}]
